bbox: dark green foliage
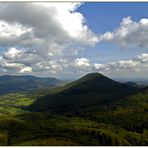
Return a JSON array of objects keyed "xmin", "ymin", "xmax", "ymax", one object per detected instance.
[
  {"xmin": 0, "ymin": 73, "xmax": 147, "ymax": 146},
  {"xmin": 0, "ymin": 113, "xmax": 147, "ymax": 146},
  {"xmin": 29, "ymin": 73, "xmax": 138, "ymax": 113}
]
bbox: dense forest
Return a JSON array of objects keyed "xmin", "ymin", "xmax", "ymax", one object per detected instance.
[{"xmin": 0, "ymin": 73, "xmax": 148, "ymax": 146}]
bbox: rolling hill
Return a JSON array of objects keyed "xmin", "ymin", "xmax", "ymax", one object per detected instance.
[
  {"xmin": 0, "ymin": 75, "xmax": 65, "ymax": 95},
  {"xmin": 29, "ymin": 73, "xmax": 139, "ymax": 114}
]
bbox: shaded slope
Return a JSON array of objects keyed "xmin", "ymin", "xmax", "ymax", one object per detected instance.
[
  {"xmin": 29, "ymin": 73, "xmax": 138, "ymax": 114},
  {"xmin": 94, "ymin": 87, "xmax": 148, "ymax": 132},
  {"xmin": 113, "ymin": 86, "xmax": 148, "ymax": 108},
  {"xmin": 0, "ymin": 75, "xmax": 64, "ymax": 95}
]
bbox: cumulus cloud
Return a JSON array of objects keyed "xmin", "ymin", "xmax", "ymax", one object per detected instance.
[
  {"xmin": 0, "ymin": 3, "xmax": 148, "ymax": 78},
  {"xmin": 0, "ymin": 20, "xmax": 31, "ymax": 37},
  {"xmin": 0, "ymin": 3, "xmax": 98, "ymax": 47},
  {"xmin": 94, "ymin": 53, "xmax": 148, "ymax": 73},
  {"xmin": 0, "ymin": 2, "xmax": 100, "ymax": 76},
  {"xmin": 20, "ymin": 66, "xmax": 32, "ymax": 73},
  {"xmin": 99, "ymin": 16, "xmax": 148, "ymax": 48},
  {"xmin": 0, "ymin": 20, "xmax": 38, "ymax": 47},
  {"xmin": 74, "ymin": 58, "xmax": 90, "ymax": 67},
  {"xmin": 0, "ymin": 57, "xmax": 32, "ymax": 74},
  {"xmin": 3, "ymin": 47, "xmax": 23, "ymax": 59}
]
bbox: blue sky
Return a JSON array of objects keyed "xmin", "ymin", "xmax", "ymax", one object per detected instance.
[
  {"xmin": 78, "ymin": 2, "xmax": 148, "ymax": 33},
  {"xmin": 0, "ymin": 2, "xmax": 148, "ymax": 79},
  {"xmin": 77, "ymin": 2, "xmax": 148, "ymax": 63}
]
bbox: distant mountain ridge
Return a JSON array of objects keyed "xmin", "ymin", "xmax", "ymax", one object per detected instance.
[{"xmin": 0, "ymin": 75, "xmax": 65, "ymax": 95}]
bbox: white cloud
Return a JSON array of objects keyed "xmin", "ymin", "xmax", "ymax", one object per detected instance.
[
  {"xmin": 20, "ymin": 66, "xmax": 32, "ymax": 73},
  {"xmin": 0, "ymin": 57, "xmax": 32, "ymax": 74},
  {"xmin": 94, "ymin": 63, "xmax": 105, "ymax": 69},
  {"xmin": 0, "ymin": 4, "xmax": 148, "ymax": 78},
  {"xmin": 0, "ymin": 3, "xmax": 98, "ymax": 48},
  {"xmin": 94, "ymin": 53, "xmax": 148, "ymax": 73},
  {"xmin": 34, "ymin": 61, "xmax": 62, "ymax": 73},
  {"xmin": 99, "ymin": 16, "xmax": 148, "ymax": 48},
  {"xmin": 135, "ymin": 53, "xmax": 148, "ymax": 62},
  {"xmin": 0, "ymin": 20, "xmax": 32, "ymax": 37},
  {"xmin": 0, "ymin": 20, "xmax": 35, "ymax": 47},
  {"xmin": 0, "ymin": 3, "xmax": 100, "ymax": 76},
  {"xmin": 74, "ymin": 58, "xmax": 90, "ymax": 67},
  {"xmin": 3, "ymin": 47, "xmax": 23, "ymax": 59}
]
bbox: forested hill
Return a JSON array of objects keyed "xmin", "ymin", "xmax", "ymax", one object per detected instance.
[
  {"xmin": 29, "ymin": 73, "xmax": 139, "ymax": 113},
  {"xmin": 0, "ymin": 73, "xmax": 148, "ymax": 146}
]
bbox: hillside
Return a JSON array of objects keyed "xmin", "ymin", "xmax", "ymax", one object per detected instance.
[
  {"xmin": 29, "ymin": 73, "xmax": 138, "ymax": 114},
  {"xmin": 94, "ymin": 87, "xmax": 148, "ymax": 133},
  {"xmin": 0, "ymin": 75, "xmax": 65, "ymax": 95},
  {"xmin": 0, "ymin": 73, "xmax": 147, "ymax": 146}
]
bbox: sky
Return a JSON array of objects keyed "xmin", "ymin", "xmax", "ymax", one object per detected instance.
[{"xmin": 0, "ymin": 2, "xmax": 148, "ymax": 79}]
